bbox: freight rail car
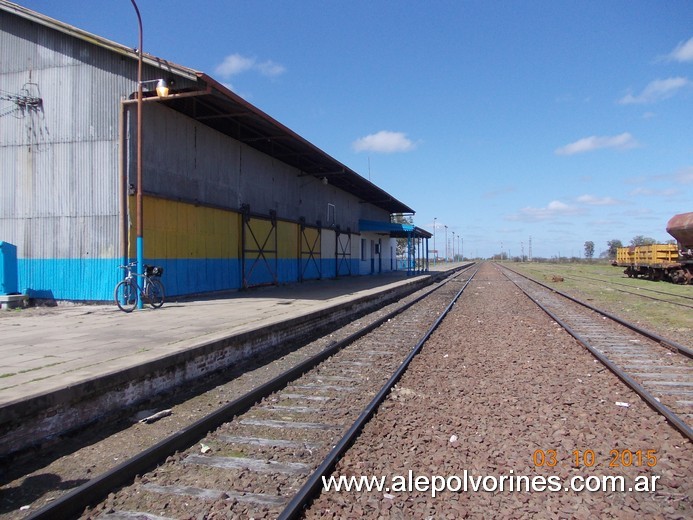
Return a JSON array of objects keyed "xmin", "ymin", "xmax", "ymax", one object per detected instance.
[{"xmin": 614, "ymin": 212, "xmax": 693, "ymax": 284}]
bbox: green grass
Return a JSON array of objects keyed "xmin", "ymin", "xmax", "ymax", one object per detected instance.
[{"xmin": 504, "ymin": 261, "xmax": 692, "ymax": 347}]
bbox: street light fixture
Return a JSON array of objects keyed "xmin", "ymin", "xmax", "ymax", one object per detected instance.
[
  {"xmin": 155, "ymin": 78, "xmax": 169, "ymax": 97},
  {"xmin": 140, "ymin": 78, "xmax": 170, "ymax": 98}
]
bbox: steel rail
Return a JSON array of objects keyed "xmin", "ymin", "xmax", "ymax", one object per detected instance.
[
  {"xmin": 551, "ymin": 273, "xmax": 693, "ymax": 310},
  {"xmin": 501, "ymin": 264, "xmax": 692, "ymax": 358},
  {"xmin": 278, "ymin": 264, "xmax": 481, "ymax": 519},
  {"xmin": 565, "ymin": 273, "xmax": 693, "ymax": 303},
  {"xmin": 500, "ymin": 266, "xmax": 693, "ymax": 443},
  {"xmin": 25, "ymin": 264, "xmax": 475, "ymax": 520}
]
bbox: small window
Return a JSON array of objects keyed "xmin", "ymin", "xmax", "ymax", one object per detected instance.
[{"xmin": 361, "ymin": 238, "xmax": 367, "ymax": 261}]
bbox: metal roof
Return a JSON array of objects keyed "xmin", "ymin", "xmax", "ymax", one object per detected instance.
[
  {"xmin": 0, "ymin": 0, "xmax": 415, "ymax": 215},
  {"xmin": 156, "ymin": 74, "xmax": 415, "ymax": 214}
]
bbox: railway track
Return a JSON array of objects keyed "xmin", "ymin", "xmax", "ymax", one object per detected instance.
[
  {"xmin": 553, "ymin": 272, "xmax": 693, "ymax": 309},
  {"xmin": 498, "ymin": 264, "xmax": 693, "ymax": 441},
  {"xmin": 514, "ymin": 265, "xmax": 693, "ymax": 310},
  {"xmin": 24, "ymin": 264, "xmax": 479, "ymax": 519}
]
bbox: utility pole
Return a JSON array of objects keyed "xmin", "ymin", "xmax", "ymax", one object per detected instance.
[{"xmin": 433, "ymin": 218, "xmax": 436, "ymax": 265}]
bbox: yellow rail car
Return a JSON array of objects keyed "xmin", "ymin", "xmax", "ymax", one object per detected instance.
[
  {"xmin": 621, "ymin": 244, "xmax": 679, "ymax": 265},
  {"xmin": 613, "ymin": 212, "xmax": 693, "ymax": 284},
  {"xmin": 615, "ymin": 243, "xmax": 686, "ymax": 282}
]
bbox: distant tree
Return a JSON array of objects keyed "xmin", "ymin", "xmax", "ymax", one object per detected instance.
[
  {"xmin": 630, "ymin": 235, "xmax": 657, "ymax": 246},
  {"xmin": 391, "ymin": 213, "xmax": 414, "ymax": 257},
  {"xmin": 584, "ymin": 241, "xmax": 595, "ymax": 260},
  {"xmin": 606, "ymin": 239, "xmax": 623, "ymax": 259}
]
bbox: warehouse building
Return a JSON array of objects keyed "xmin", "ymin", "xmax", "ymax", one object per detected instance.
[{"xmin": 0, "ymin": 1, "xmax": 430, "ymax": 301}]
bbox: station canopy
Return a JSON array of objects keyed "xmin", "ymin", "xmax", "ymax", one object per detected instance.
[{"xmin": 359, "ymin": 220, "xmax": 432, "ymax": 239}]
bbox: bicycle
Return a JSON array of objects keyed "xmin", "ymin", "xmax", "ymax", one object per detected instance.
[{"xmin": 114, "ymin": 261, "xmax": 165, "ymax": 312}]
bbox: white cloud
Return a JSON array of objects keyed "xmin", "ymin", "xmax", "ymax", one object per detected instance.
[
  {"xmin": 215, "ymin": 53, "xmax": 286, "ymax": 79},
  {"xmin": 352, "ymin": 131, "xmax": 416, "ymax": 153},
  {"xmin": 257, "ymin": 60, "xmax": 286, "ymax": 77},
  {"xmin": 666, "ymin": 37, "xmax": 693, "ymax": 62},
  {"xmin": 576, "ymin": 194, "xmax": 620, "ymax": 206},
  {"xmin": 555, "ymin": 132, "xmax": 638, "ymax": 155},
  {"xmin": 629, "ymin": 187, "xmax": 679, "ymax": 197},
  {"xmin": 625, "ymin": 167, "xmax": 693, "ymax": 197},
  {"xmin": 215, "ymin": 54, "xmax": 255, "ymax": 77},
  {"xmin": 507, "ymin": 200, "xmax": 583, "ymax": 222},
  {"xmin": 618, "ymin": 77, "xmax": 690, "ymax": 104}
]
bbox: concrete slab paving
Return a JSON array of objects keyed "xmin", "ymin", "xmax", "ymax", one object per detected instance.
[{"xmin": 0, "ymin": 267, "xmax": 459, "ymax": 408}]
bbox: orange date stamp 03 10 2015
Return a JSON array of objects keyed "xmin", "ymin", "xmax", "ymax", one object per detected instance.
[{"xmin": 532, "ymin": 449, "xmax": 658, "ymax": 469}]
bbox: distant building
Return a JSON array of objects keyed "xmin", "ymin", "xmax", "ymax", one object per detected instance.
[{"xmin": 0, "ymin": 1, "xmax": 430, "ymax": 301}]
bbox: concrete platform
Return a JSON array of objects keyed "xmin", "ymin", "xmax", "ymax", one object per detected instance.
[{"xmin": 0, "ymin": 264, "xmax": 463, "ymax": 456}]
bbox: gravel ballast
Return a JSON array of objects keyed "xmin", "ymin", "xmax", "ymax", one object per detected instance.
[{"xmin": 305, "ymin": 263, "xmax": 691, "ymax": 519}]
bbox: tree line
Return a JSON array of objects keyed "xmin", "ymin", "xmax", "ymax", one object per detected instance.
[{"xmin": 584, "ymin": 235, "xmax": 674, "ymax": 260}]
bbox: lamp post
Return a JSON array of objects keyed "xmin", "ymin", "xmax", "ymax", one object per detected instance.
[
  {"xmin": 444, "ymin": 225, "xmax": 448, "ymax": 262},
  {"xmin": 433, "ymin": 217, "xmax": 436, "ymax": 265},
  {"xmin": 131, "ymin": 0, "xmax": 168, "ymax": 308},
  {"xmin": 131, "ymin": 0, "xmax": 145, "ymax": 308}
]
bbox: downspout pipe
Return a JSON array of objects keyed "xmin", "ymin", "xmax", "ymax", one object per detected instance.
[{"xmin": 119, "ymin": 100, "xmax": 128, "ymax": 267}]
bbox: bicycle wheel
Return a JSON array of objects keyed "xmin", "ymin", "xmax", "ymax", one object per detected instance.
[
  {"xmin": 146, "ymin": 278, "xmax": 165, "ymax": 308},
  {"xmin": 114, "ymin": 280, "xmax": 138, "ymax": 312}
]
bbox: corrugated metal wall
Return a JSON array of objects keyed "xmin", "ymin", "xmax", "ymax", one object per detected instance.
[
  {"xmin": 126, "ymin": 196, "xmax": 339, "ymax": 295},
  {"xmin": 136, "ymin": 103, "xmax": 380, "ymax": 234},
  {"xmin": 1, "ymin": 13, "xmax": 124, "ymax": 299},
  {"xmin": 0, "ymin": 10, "xmax": 195, "ymax": 300},
  {"xmin": 128, "ymin": 196, "xmax": 241, "ymax": 296},
  {"xmin": 126, "ymin": 103, "xmax": 387, "ymax": 291},
  {"xmin": 1, "ymin": 7, "xmax": 397, "ymax": 301}
]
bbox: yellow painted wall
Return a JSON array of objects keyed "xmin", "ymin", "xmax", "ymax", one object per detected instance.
[
  {"xmin": 128, "ymin": 196, "xmax": 240, "ymax": 259},
  {"xmin": 244, "ymin": 217, "xmax": 274, "ymax": 256},
  {"xmin": 300, "ymin": 226, "xmax": 321, "ymax": 256},
  {"xmin": 278, "ymin": 220, "xmax": 298, "ymax": 258},
  {"xmin": 128, "ymin": 197, "xmax": 317, "ymax": 261}
]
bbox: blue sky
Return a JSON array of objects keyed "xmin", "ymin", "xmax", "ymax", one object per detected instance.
[{"xmin": 19, "ymin": 1, "xmax": 692, "ymax": 259}]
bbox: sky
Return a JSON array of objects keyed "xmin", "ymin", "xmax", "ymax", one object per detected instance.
[{"xmin": 17, "ymin": 0, "xmax": 693, "ymax": 259}]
